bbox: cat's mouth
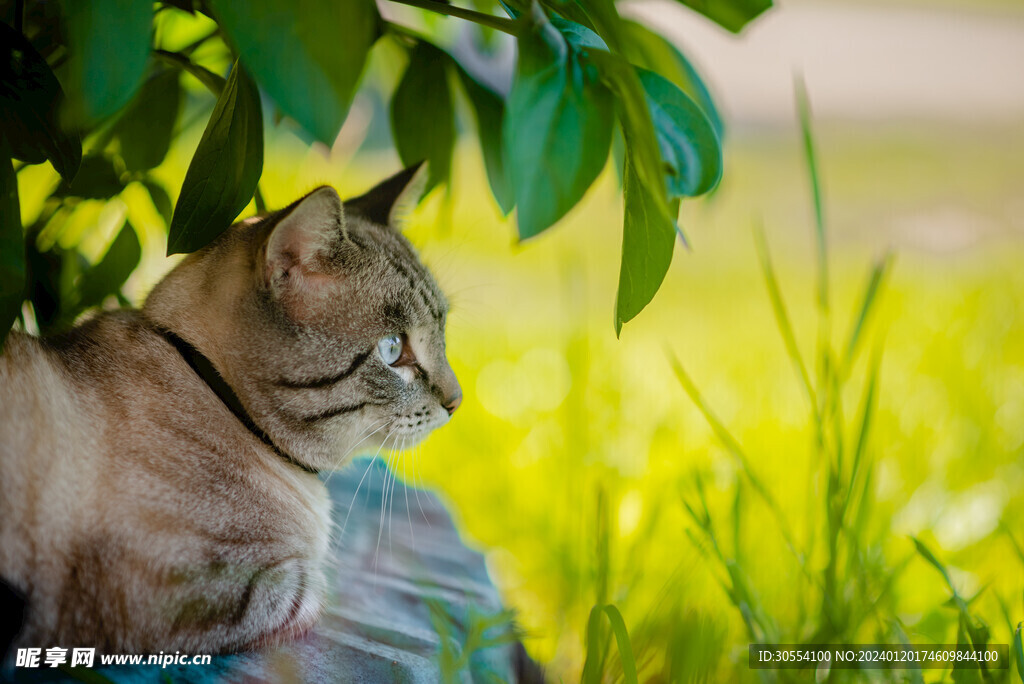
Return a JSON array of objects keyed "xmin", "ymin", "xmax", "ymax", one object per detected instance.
[{"xmin": 382, "ymin": 409, "xmax": 450, "ymax": 448}]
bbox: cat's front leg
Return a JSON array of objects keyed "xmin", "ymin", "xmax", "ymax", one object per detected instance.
[{"xmin": 156, "ymin": 554, "xmax": 326, "ymax": 653}]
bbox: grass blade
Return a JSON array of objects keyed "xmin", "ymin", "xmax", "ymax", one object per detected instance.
[
  {"xmin": 995, "ymin": 593, "xmax": 1016, "ymax": 640},
  {"xmin": 795, "ymin": 75, "xmax": 828, "ymax": 315},
  {"xmin": 796, "ymin": 76, "xmax": 837, "ymax": 448},
  {"xmin": 840, "ymin": 343, "xmax": 882, "ymax": 527},
  {"xmin": 668, "ymin": 350, "xmax": 806, "ymax": 569},
  {"xmin": 913, "ymin": 537, "xmax": 973, "ymax": 618},
  {"xmin": 582, "ymin": 604, "xmax": 638, "ymax": 684},
  {"xmin": 732, "ymin": 479, "xmax": 744, "ymax": 563},
  {"xmin": 602, "ymin": 604, "xmax": 639, "ymax": 684},
  {"xmin": 753, "ymin": 225, "xmax": 818, "ymax": 414},
  {"xmin": 892, "ymin": 620, "xmax": 926, "ymax": 684},
  {"xmin": 582, "ymin": 604, "xmax": 605, "ymax": 684},
  {"xmin": 596, "ymin": 486, "xmax": 610, "ymax": 609},
  {"xmin": 912, "ymin": 537, "xmax": 957, "ymax": 595},
  {"xmin": 844, "ymin": 253, "xmax": 892, "ymax": 370},
  {"xmin": 1014, "ymin": 622, "xmax": 1024, "ymax": 684},
  {"xmin": 667, "ymin": 350, "xmax": 774, "ymax": 508},
  {"xmin": 682, "ymin": 494, "xmax": 766, "ymax": 642},
  {"xmin": 1000, "ymin": 521, "xmax": 1024, "ymax": 567}
]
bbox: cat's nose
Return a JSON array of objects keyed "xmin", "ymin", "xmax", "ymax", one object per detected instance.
[{"xmin": 444, "ymin": 392, "xmax": 462, "ymax": 416}]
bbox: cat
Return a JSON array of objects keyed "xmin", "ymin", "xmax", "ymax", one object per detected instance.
[{"xmin": 0, "ymin": 164, "xmax": 462, "ymax": 654}]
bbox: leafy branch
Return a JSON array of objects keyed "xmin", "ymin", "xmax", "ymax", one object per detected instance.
[
  {"xmin": 387, "ymin": 0, "xmax": 522, "ymax": 35},
  {"xmin": 0, "ymin": 0, "xmax": 772, "ymax": 346}
]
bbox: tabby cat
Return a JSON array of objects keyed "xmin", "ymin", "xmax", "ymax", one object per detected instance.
[{"xmin": 0, "ymin": 164, "xmax": 462, "ymax": 653}]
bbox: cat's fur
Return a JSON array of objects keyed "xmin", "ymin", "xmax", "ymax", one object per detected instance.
[{"xmin": 0, "ymin": 166, "xmax": 461, "ymax": 653}]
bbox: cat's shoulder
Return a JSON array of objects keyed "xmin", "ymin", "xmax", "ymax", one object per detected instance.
[
  {"xmin": 42, "ymin": 308, "xmax": 159, "ymax": 352},
  {"xmin": 3, "ymin": 310, "xmax": 176, "ymax": 386}
]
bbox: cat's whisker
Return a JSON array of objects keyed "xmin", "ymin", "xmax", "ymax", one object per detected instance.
[
  {"xmin": 373, "ymin": 445, "xmax": 398, "ymax": 575},
  {"xmin": 402, "ymin": 445, "xmax": 415, "ymax": 553},
  {"xmin": 412, "ymin": 444, "xmax": 432, "ymax": 529},
  {"xmin": 322, "ymin": 422, "xmax": 388, "ymax": 542},
  {"xmin": 389, "ymin": 436, "xmax": 408, "ymax": 560},
  {"xmin": 322, "ymin": 419, "xmax": 389, "ymax": 490},
  {"xmin": 338, "ymin": 425, "xmax": 397, "ymax": 548},
  {"xmin": 387, "ymin": 440, "xmax": 399, "ymax": 560},
  {"xmin": 386, "ymin": 443, "xmax": 397, "ymax": 561}
]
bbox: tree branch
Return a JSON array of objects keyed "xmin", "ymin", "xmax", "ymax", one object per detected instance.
[
  {"xmin": 254, "ymin": 185, "xmax": 267, "ymax": 214},
  {"xmin": 386, "ymin": 0, "xmax": 520, "ymax": 35},
  {"xmin": 154, "ymin": 49, "xmax": 226, "ymax": 96},
  {"xmin": 180, "ymin": 28, "xmax": 221, "ymax": 56}
]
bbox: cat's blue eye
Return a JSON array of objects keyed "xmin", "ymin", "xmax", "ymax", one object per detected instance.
[{"xmin": 377, "ymin": 335, "xmax": 403, "ymax": 366}]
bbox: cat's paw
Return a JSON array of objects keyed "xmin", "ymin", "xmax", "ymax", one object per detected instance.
[{"xmin": 238, "ymin": 558, "xmax": 324, "ymax": 650}]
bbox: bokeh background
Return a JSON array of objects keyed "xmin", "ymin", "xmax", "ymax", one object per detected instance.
[{"xmin": 16, "ymin": 0, "xmax": 1024, "ymax": 679}]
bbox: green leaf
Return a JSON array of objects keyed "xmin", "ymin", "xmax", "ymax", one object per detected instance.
[
  {"xmin": 637, "ymin": 68, "xmax": 721, "ymax": 197},
  {"xmin": 535, "ymin": 1, "xmax": 591, "ymax": 31},
  {"xmin": 585, "ymin": 45, "xmax": 681, "ymax": 333},
  {"xmin": 571, "ymin": 0, "xmax": 627, "ymax": 53},
  {"xmin": 610, "ymin": 124, "xmax": 625, "ymax": 187},
  {"xmin": 0, "ymin": 22, "xmax": 82, "ymax": 182},
  {"xmin": 211, "ymin": 0, "xmax": 379, "ymax": 145},
  {"xmin": 621, "ymin": 20, "xmax": 724, "ymax": 138},
  {"xmin": 168, "ymin": 60, "xmax": 263, "ymax": 255},
  {"xmin": 391, "ymin": 42, "xmax": 456, "ymax": 195},
  {"xmin": 577, "ymin": 0, "xmax": 676, "ymax": 218},
  {"xmin": 0, "ymin": 143, "xmax": 25, "ymax": 348},
  {"xmin": 551, "ymin": 17, "xmax": 607, "ymax": 51},
  {"xmin": 54, "ymin": 154, "xmax": 125, "ymax": 200},
  {"xmin": 113, "ymin": 69, "xmax": 183, "ymax": 171},
  {"xmin": 586, "ymin": 51, "xmax": 674, "ymax": 229},
  {"xmin": 63, "ymin": 0, "xmax": 154, "ymax": 124},
  {"xmin": 504, "ymin": 6, "xmax": 614, "ymax": 240},
  {"xmin": 455, "ymin": 66, "xmax": 513, "ymax": 214},
  {"xmin": 78, "ymin": 222, "xmax": 142, "ymax": 309},
  {"xmin": 674, "ymin": 0, "xmax": 772, "ymax": 33},
  {"xmin": 615, "ymin": 151, "xmax": 676, "ymax": 334}
]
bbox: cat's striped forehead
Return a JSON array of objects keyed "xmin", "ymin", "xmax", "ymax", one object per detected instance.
[{"xmin": 342, "ymin": 216, "xmax": 448, "ymax": 332}]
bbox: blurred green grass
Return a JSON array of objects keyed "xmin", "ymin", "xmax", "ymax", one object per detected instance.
[
  {"xmin": 18, "ymin": 108, "xmax": 1024, "ymax": 680},
  {"xmin": 399, "ymin": 122, "xmax": 1024, "ymax": 679}
]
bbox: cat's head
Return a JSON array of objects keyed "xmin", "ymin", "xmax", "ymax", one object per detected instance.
[{"xmin": 145, "ymin": 165, "xmax": 461, "ymax": 472}]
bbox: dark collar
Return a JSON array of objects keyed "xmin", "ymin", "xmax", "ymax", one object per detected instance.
[{"xmin": 158, "ymin": 329, "xmax": 320, "ymax": 476}]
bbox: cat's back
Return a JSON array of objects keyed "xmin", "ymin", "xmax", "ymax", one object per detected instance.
[
  {"xmin": 2, "ymin": 310, "xmax": 333, "ymax": 650},
  {"xmin": 0, "ymin": 320, "xmax": 108, "ymax": 483},
  {"xmin": 0, "ymin": 311, "xmax": 180, "ymax": 585},
  {"xmin": 1, "ymin": 310, "xmax": 165, "ymax": 455},
  {"xmin": 1, "ymin": 320, "xmax": 104, "ymax": 593}
]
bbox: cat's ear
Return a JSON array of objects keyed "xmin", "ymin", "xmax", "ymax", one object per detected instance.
[
  {"xmin": 345, "ymin": 162, "xmax": 427, "ymax": 228},
  {"xmin": 264, "ymin": 186, "xmax": 344, "ymax": 287}
]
